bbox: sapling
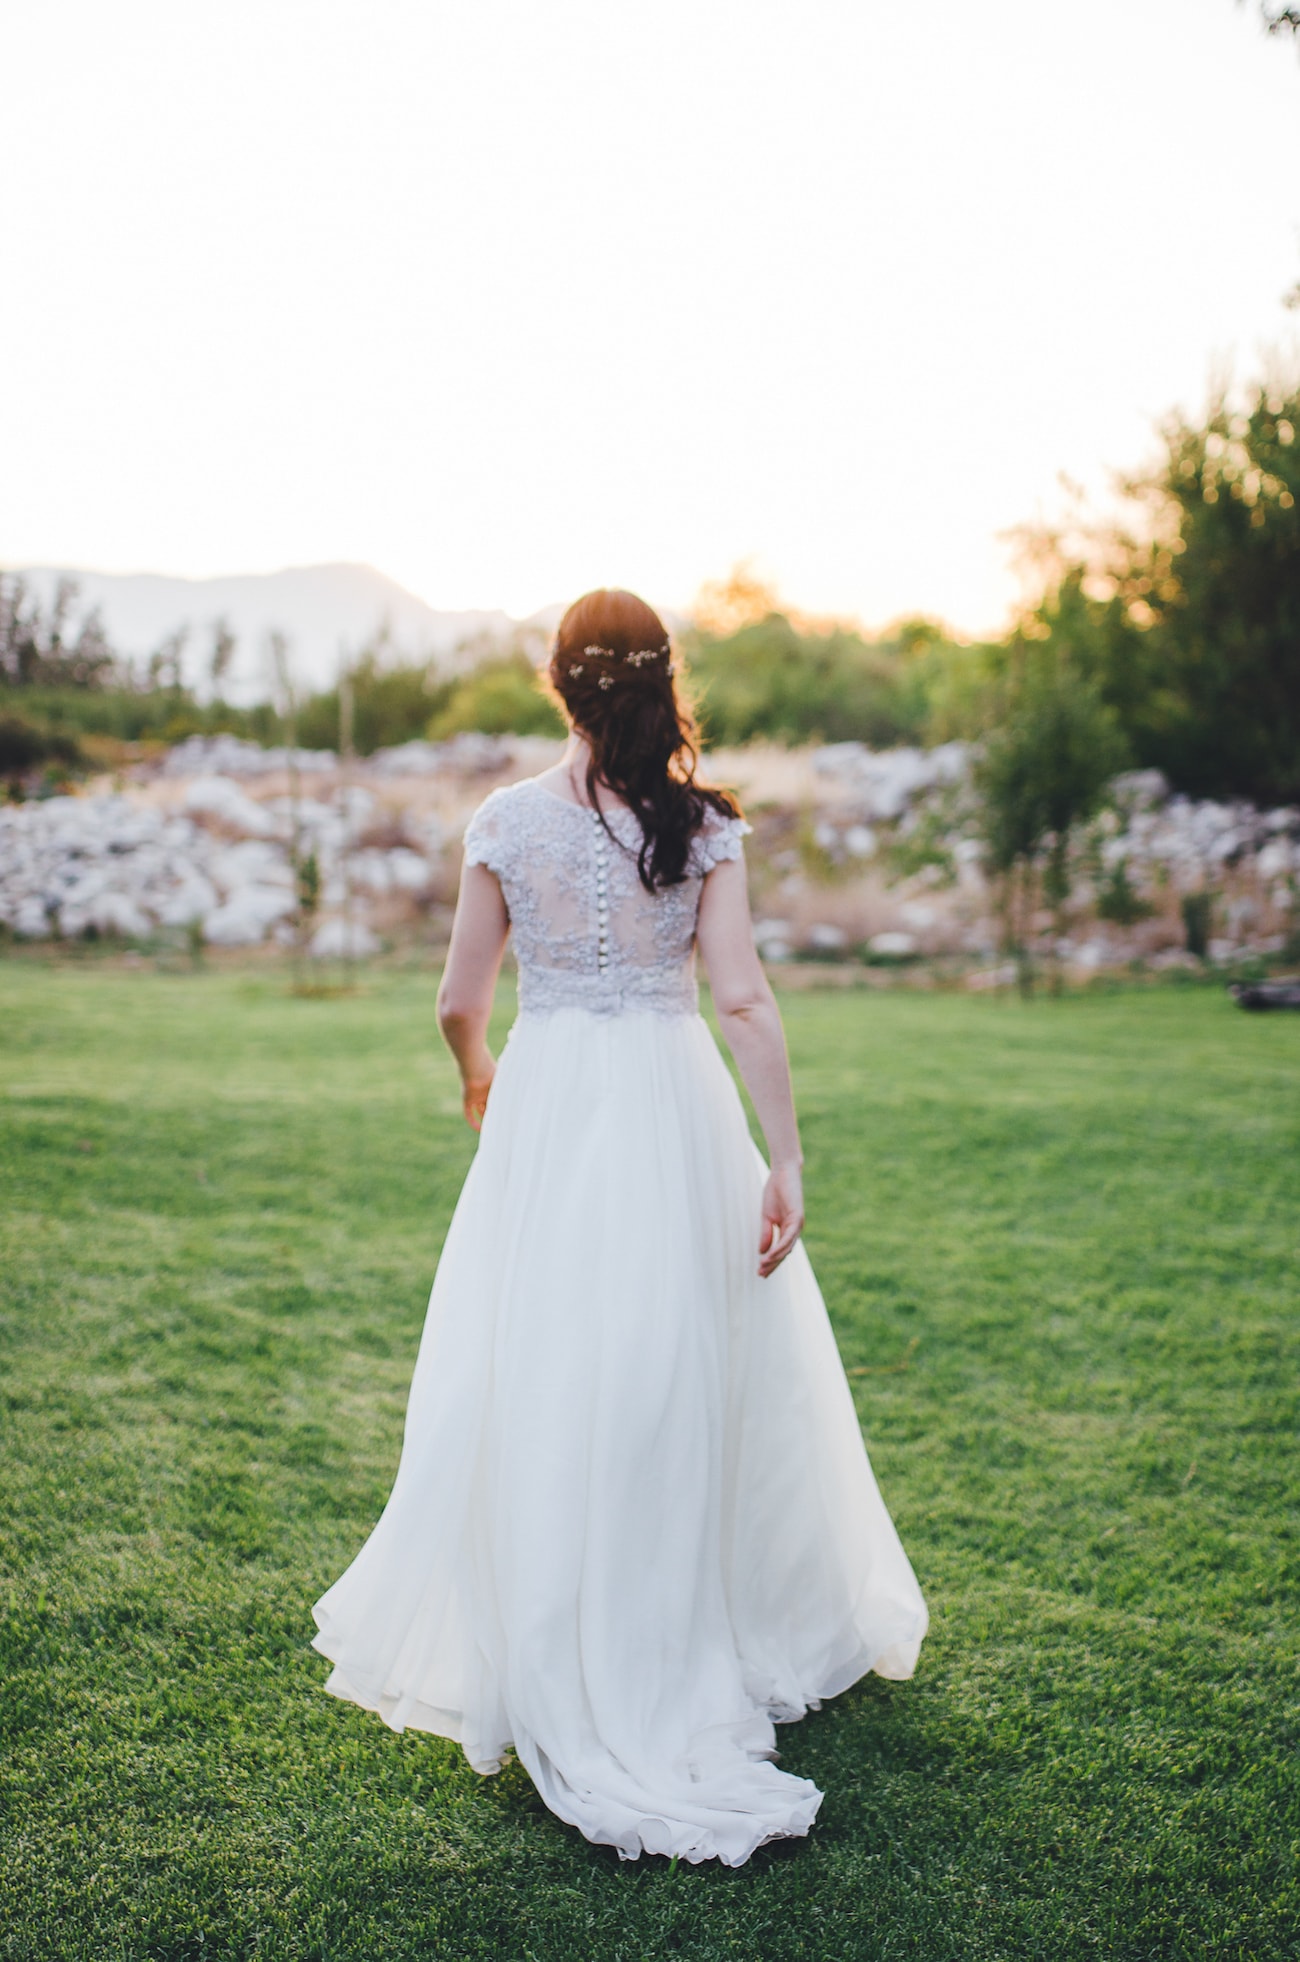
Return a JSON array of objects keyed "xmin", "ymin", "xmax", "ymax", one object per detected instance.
[{"xmin": 975, "ymin": 648, "xmax": 1128, "ymax": 995}]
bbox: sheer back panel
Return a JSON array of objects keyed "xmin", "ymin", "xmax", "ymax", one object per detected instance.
[{"xmin": 463, "ymin": 780, "xmax": 748, "ymax": 1017}]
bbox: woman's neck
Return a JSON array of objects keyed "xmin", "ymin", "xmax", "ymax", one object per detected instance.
[
  {"xmin": 557, "ymin": 732, "xmax": 622, "ymax": 813},
  {"xmin": 563, "ymin": 731, "xmax": 593, "ymax": 778}
]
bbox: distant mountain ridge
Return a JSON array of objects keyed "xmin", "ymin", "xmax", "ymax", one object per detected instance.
[{"xmin": 16, "ymin": 562, "xmax": 561, "ymax": 701}]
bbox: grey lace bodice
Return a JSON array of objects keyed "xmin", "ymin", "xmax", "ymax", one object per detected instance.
[{"xmin": 462, "ymin": 778, "xmax": 749, "ymax": 1017}]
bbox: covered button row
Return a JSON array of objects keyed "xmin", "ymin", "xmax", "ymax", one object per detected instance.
[{"xmin": 591, "ymin": 809, "xmax": 610, "ymax": 969}]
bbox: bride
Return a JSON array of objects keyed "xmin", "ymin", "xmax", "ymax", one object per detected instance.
[{"xmin": 312, "ymin": 588, "xmax": 928, "ymax": 1866}]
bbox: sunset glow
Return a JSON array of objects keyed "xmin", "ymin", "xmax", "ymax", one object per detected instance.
[{"xmin": 2, "ymin": 0, "xmax": 1298, "ymax": 635}]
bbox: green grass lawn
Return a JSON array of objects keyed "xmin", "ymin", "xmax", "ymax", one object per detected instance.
[{"xmin": 1, "ymin": 964, "xmax": 1297, "ymax": 1961}]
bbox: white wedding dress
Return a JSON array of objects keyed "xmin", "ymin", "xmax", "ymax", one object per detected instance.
[{"xmin": 312, "ymin": 777, "xmax": 928, "ymax": 1866}]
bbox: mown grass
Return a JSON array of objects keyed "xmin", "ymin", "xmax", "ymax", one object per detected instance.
[{"xmin": 0, "ymin": 965, "xmax": 1297, "ymax": 1961}]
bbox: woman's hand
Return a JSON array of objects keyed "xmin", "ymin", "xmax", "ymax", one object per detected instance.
[
  {"xmin": 758, "ymin": 1162, "xmax": 804, "ymax": 1278},
  {"xmin": 461, "ymin": 1058, "xmax": 496, "ymax": 1131}
]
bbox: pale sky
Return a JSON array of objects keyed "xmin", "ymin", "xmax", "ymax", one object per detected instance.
[{"xmin": 3, "ymin": 0, "xmax": 1298, "ymax": 637}]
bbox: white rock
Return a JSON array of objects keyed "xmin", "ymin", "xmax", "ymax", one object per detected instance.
[
  {"xmin": 1206, "ymin": 828, "xmax": 1248, "ymax": 864},
  {"xmin": 183, "ymin": 776, "xmax": 279, "ymax": 838},
  {"xmin": 349, "ymin": 849, "xmax": 394, "ymax": 894},
  {"xmin": 13, "ymin": 896, "xmax": 51, "ymax": 938},
  {"xmin": 157, "ymin": 874, "xmax": 220, "ymax": 925},
  {"xmin": 203, "ymin": 886, "xmax": 296, "ymax": 945},
  {"xmin": 209, "ymin": 840, "xmax": 292, "ymax": 892},
  {"xmin": 336, "ymin": 785, "xmax": 376, "ymax": 822},
  {"xmin": 1113, "ymin": 769, "xmax": 1170, "ymax": 810},
  {"xmin": 374, "ymin": 732, "xmax": 516, "ymax": 777},
  {"xmin": 59, "ymin": 867, "xmax": 109, "ymax": 910},
  {"xmin": 844, "ymin": 824, "xmax": 877, "ymax": 858},
  {"xmin": 808, "ymin": 923, "xmax": 848, "ymax": 951},
  {"xmin": 309, "ymin": 917, "xmax": 382, "ymax": 959},
  {"xmin": 385, "ymin": 847, "xmax": 434, "ymax": 891},
  {"xmin": 165, "ymin": 736, "xmax": 336, "ymax": 777},
  {"xmin": 88, "ymin": 892, "xmax": 153, "ymax": 938},
  {"xmin": 369, "ymin": 740, "xmax": 447, "ymax": 776},
  {"xmin": 1257, "ymin": 838, "xmax": 1294, "ymax": 880},
  {"xmin": 868, "ymin": 931, "xmax": 917, "ymax": 957},
  {"xmin": 812, "ymin": 741, "xmax": 971, "ymax": 820},
  {"xmin": 752, "ymin": 917, "xmax": 794, "ymax": 962}
]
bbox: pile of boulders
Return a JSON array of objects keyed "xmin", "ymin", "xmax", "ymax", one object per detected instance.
[
  {"xmin": 1101, "ymin": 769, "xmax": 1297, "ymax": 888},
  {"xmin": 1, "ymin": 734, "xmax": 1296, "ymax": 971},
  {"xmin": 806, "ymin": 748, "xmax": 1297, "ymax": 892},
  {"xmin": 161, "ymin": 730, "xmax": 521, "ymax": 781},
  {"xmin": 811, "ymin": 740, "xmax": 972, "ymax": 824},
  {"xmin": 746, "ymin": 747, "xmax": 1298, "ymax": 969},
  {"xmin": 0, "ymin": 730, "xmax": 559, "ymax": 952},
  {"xmin": 0, "ymin": 778, "xmax": 446, "ymax": 953}
]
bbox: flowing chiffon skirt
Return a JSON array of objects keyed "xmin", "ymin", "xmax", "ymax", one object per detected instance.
[{"xmin": 312, "ymin": 1007, "xmax": 927, "ymax": 1866}]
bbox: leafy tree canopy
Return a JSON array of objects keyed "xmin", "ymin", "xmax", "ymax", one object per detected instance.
[
  {"xmin": 1017, "ymin": 378, "xmax": 1300, "ymax": 804},
  {"xmin": 0, "ymin": 574, "xmax": 116, "ymax": 692}
]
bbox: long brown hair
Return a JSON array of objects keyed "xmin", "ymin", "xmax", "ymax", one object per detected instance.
[{"xmin": 549, "ymin": 589, "xmax": 741, "ymax": 892}]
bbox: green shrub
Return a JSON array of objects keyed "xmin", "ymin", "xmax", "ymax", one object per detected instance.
[
  {"xmin": 1097, "ymin": 859, "xmax": 1154, "ymax": 925},
  {"xmin": 426, "ymin": 654, "xmax": 564, "ymax": 741},
  {"xmin": 0, "ymin": 711, "xmax": 82, "ymax": 776},
  {"xmin": 296, "ymin": 658, "xmax": 445, "ymax": 754},
  {"xmin": 683, "ymin": 614, "xmax": 932, "ymax": 749},
  {"xmin": 12, "ymin": 686, "xmax": 276, "ymax": 746},
  {"xmin": 1181, "ymin": 890, "xmax": 1214, "ymax": 958}
]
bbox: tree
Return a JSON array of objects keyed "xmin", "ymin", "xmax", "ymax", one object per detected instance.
[
  {"xmin": 1019, "ymin": 378, "xmax": 1300, "ymax": 805},
  {"xmin": 1245, "ymin": 3, "xmax": 1300, "ymax": 36},
  {"xmin": 147, "ymin": 626, "xmax": 188, "ymax": 693},
  {"xmin": 425, "ymin": 652, "xmax": 564, "ymax": 741},
  {"xmin": 209, "ymin": 617, "xmax": 236, "ymax": 693},
  {"xmin": 975, "ymin": 649, "xmax": 1129, "ymax": 995},
  {"xmin": 0, "ymin": 573, "xmax": 117, "ymax": 691}
]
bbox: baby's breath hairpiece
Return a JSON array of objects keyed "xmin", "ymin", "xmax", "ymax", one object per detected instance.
[{"xmin": 562, "ymin": 640, "xmax": 676, "ymax": 681}]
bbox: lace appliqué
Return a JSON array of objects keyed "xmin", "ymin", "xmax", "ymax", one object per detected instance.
[{"xmin": 461, "ymin": 781, "xmax": 749, "ymax": 1018}]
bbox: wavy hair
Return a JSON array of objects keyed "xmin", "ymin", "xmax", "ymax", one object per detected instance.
[{"xmin": 548, "ymin": 589, "xmax": 741, "ymax": 892}]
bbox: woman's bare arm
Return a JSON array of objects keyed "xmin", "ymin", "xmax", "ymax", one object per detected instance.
[
  {"xmin": 436, "ymin": 862, "xmax": 510, "ymax": 1129},
  {"xmin": 695, "ymin": 855, "xmax": 805, "ymax": 1278}
]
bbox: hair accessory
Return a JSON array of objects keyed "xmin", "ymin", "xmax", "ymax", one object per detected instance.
[
  {"xmin": 564, "ymin": 640, "xmax": 673, "ymax": 677},
  {"xmin": 568, "ymin": 643, "xmax": 670, "ymax": 674}
]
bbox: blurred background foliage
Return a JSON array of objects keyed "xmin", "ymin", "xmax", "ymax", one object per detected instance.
[
  {"xmin": 3, "ymin": 376, "xmax": 1298, "ymax": 802},
  {"xmin": 1021, "ymin": 381, "xmax": 1300, "ymax": 804}
]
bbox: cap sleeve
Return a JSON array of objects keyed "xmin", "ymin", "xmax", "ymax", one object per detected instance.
[
  {"xmin": 461, "ymin": 788, "xmax": 511, "ymax": 878},
  {"xmin": 693, "ymin": 807, "xmax": 751, "ymax": 876}
]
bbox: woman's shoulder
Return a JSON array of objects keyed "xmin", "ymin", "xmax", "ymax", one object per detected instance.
[
  {"xmin": 462, "ymin": 779, "xmax": 531, "ymax": 866},
  {"xmin": 462, "ymin": 775, "xmax": 571, "ymax": 867},
  {"xmin": 690, "ymin": 800, "xmax": 752, "ymax": 875}
]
